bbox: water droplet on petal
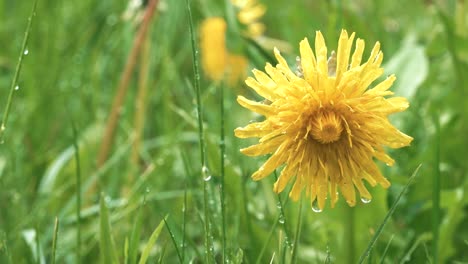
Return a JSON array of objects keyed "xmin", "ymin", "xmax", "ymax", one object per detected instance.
[
  {"xmin": 23, "ymin": 49, "xmax": 29, "ymax": 55},
  {"xmin": 361, "ymin": 197, "xmax": 372, "ymax": 204},
  {"xmin": 311, "ymin": 199, "xmax": 322, "ymax": 213}
]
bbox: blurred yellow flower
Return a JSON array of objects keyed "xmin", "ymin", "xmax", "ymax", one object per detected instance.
[
  {"xmin": 231, "ymin": 0, "xmax": 266, "ymax": 38},
  {"xmin": 199, "ymin": 1, "xmax": 268, "ymax": 84},
  {"xmin": 235, "ymin": 30, "xmax": 413, "ymax": 211},
  {"xmin": 199, "ymin": 17, "xmax": 248, "ymax": 84},
  {"xmin": 200, "ymin": 17, "xmax": 228, "ymax": 82}
]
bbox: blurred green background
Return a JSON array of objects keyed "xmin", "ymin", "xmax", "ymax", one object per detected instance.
[{"xmin": 0, "ymin": 0, "xmax": 467, "ymax": 263}]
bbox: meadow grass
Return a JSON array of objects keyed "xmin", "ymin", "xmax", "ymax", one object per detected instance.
[{"xmin": 1, "ymin": 0, "xmax": 468, "ymax": 263}]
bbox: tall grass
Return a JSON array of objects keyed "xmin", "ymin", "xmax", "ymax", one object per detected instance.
[{"xmin": 1, "ymin": 0, "xmax": 467, "ymax": 263}]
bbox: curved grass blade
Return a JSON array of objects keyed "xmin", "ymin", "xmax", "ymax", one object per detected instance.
[
  {"xmin": 128, "ymin": 198, "xmax": 145, "ymax": 264},
  {"xmin": 163, "ymin": 217, "xmax": 183, "ymax": 263},
  {"xmin": 358, "ymin": 164, "xmax": 422, "ymax": 264},
  {"xmin": 138, "ymin": 216, "xmax": 167, "ymax": 264}
]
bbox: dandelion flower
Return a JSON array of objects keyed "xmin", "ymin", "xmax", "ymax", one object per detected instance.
[
  {"xmin": 231, "ymin": 0, "xmax": 266, "ymax": 38},
  {"xmin": 234, "ymin": 30, "xmax": 413, "ymax": 210},
  {"xmin": 199, "ymin": 17, "xmax": 248, "ymax": 84},
  {"xmin": 200, "ymin": 17, "xmax": 228, "ymax": 82}
]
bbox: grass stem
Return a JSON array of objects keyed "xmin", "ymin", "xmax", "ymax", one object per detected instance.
[
  {"xmin": 290, "ymin": 196, "xmax": 303, "ymax": 264},
  {"xmin": 51, "ymin": 217, "xmax": 59, "ymax": 264},
  {"xmin": 219, "ymin": 81, "xmax": 227, "ymax": 263},
  {"xmin": 186, "ymin": 0, "xmax": 213, "ymax": 262},
  {"xmin": 0, "ymin": 0, "xmax": 38, "ymax": 143},
  {"xmin": 432, "ymin": 115, "xmax": 441, "ymax": 264},
  {"xmin": 70, "ymin": 119, "xmax": 81, "ymax": 262},
  {"xmin": 358, "ymin": 164, "xmax": 422, "ymax": 263}
]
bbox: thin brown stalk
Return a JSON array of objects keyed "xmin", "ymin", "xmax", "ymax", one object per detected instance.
[{"xmin": 96, "ymin": 0, "xmax": 158, "ymax": 168}]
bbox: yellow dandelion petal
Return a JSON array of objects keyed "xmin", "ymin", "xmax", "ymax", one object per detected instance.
[
  {"xmin": 350, "ymin": 38, "xmax": 365, "ymax": 68},
  {"xmin": 335, "ymin": 30, "xmax": 355, "ymax": 82},
  {"xmin": 315, "ymin": 31, "xmax": 328, "ymax": 76},
  {"xmin": 237, "ymin": 95, "xmax": 275, "ymax": 116},
  {"xmin": 235, "ymin": 30, "xmax": 413, "ymax": 210},
  {"xmin": 241, "ymin": 135, "xmax": 285, "ymax": 156}
]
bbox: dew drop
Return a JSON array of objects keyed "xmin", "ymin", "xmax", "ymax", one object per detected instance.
[
  {"xmin": 14, "ymin": 85, "xmax": 19, "ymax": 91},
  {"xmin": 256, "ymin": 212, "xmax": 265, "ymax": 220},
  {"xmin": 311, "ymin": 199, "xmax": 322, "ymax": 213},
  {"xmin": 361, "ymin": 197, "xmax": 372, "ymax": 204},
  {"xmin": 278, "ymin": 216, "xmax": 285, "ymax": 224},
  {"xmin": 202, "ymin": 165, "xmax": 211, "ymax": 181},
  {"xmin": 23, "ymin": 49, "xmax": 29, "ymax": 55},
  {"xmin": 0, "ymin": 124, "xmax": 5, "ymax": 132},
  {"xmin": 276, "ymin": 202, "xmax": 281, "ymax": 208}
]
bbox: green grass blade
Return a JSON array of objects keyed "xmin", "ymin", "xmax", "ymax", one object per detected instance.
[
  {"xmin": 182, "ymin": 180, "xmax": 187, "ymax": 263},
  {"xmin": 219, "ymin": 82, "xmax": 227, "ymax": 263},
  {"xmin": 0, "ymin": 0, "xmax": 38, "ymax": 142},
  {"xmin": 99, "ymin": 194, "xmax": 120, "ymax": 264},
  {"xmin": 0, "ymin": 231, "xmax": 12, "ymax": 263},
  {"xmin": 128, "ymin": 199, "xmax": 145, "ymax": 264},
  {"xmin": 185, "ymin": 0, "xmax": 205, "ymax": 167},
  {"xmin": 163, "ymin": 217, "xmax": 183, "ymax": 263},
  {"xmin": 378, "ymin": 235, "xmax": 394, "ymax": 264},
  {"xmin": 51, "ymin": 217, "xmax": 59, "ymax": 264},
  {"xmin": 358, "ymin": 164, "xmax": 422, "ymax": 263},
  {"xmin": 432, "ymin": 116, "xmax": 441, "ymax": 264},
  {"xmin": 290, "ymin": 197, "xmax": 303, "ymax": 264},
  {"xmin": 138, "ymin": 216, "xmax": 167, "ymax": 264},
  {"xmin": 124, "ymin": 238, "xmax": 129, "ymax": 264},
  {"xmin": 255, "ymin": 213, "xmax": 281, "ymax": 264},
  {"xmin": 185, "ymin": 0, "xmax": 214, "ymax": 262},
  {"xmin": 70, "ymin": 118, "xmax": 81, "ymax": 263}
]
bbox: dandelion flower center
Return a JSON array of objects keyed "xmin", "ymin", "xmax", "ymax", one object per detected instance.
[{"xmin": 310, "ymin": 111, "xmax": 343, "ymax": 144}]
